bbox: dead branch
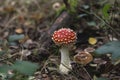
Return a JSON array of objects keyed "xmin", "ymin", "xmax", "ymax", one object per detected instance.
[{"xmin": 39, "ymin": 11, "xmax": 72, "ymax": 52}]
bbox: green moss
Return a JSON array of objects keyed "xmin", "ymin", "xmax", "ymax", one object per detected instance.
[
  {"xmin": 55, "ymin": 0, "xmax": 78, "ymax": 16},
  {"xmin": 68, "ymin": 0, "xmax": 78, "ymax": 13}
]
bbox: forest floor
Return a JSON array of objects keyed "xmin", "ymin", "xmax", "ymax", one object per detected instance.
[{"xmin": 0, "ymin": 0, "xmax": 120, "ymax": 80}]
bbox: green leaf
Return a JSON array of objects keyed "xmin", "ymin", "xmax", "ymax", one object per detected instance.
[
  {"xmin": 82, "ymin": 5, "xmax": 89, "ymax": 9},
  {"xmin": 95, "ymin": 41, "xmax": 120, "ymax": 60},
  {"xmin": 102, "ymin": 4, "xmax": 111, "ymax": 19},
  {"xmin": 68, "ymin": 0, "xmax": 78, "ymax": 13},
  {"xmin": 12, "ymin": 60, "xmax": 39, "ymax": 75},
  {"xmin": 0, "ymin": 50, "xmax": 6, "ymax": 56},
  {"xmin": 9, "ymin": 42, "xmax": 18, "ymax": 46},
  {"xmin": 0, "ymin": 65, "xmax": 11, "ymax": 73},
  {"xmin": 8, "ymin": 34, "xmax": 25, "ymax": 42},
  {"xmin": 0, "ymin": 39, "xmax": 3, "ymax": 45},
  {"xmin": 77, "ymin": 14, "xmax": 87, "ymax": 18},
  {"xmin": 87, "ymin": 21, "xmax": 97, "ymax": 26}
]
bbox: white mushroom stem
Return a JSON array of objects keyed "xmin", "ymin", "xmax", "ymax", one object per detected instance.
[{"xmin": 59, "ymin": 46, "xmax": 72, "ymax": 74}]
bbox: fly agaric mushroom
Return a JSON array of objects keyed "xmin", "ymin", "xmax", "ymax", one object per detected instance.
[
  {"xmin": 52, "ymin": 28, "xmax": 77, "ymax": 74},
  {"xmin": 74, "ymin": 51, "xmax": 93, "ymax": 65}
]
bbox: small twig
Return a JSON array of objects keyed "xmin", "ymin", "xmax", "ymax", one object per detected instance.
[
  {"xmin": 5, "ymin": 16, "xmax": 18, "ymax": 28},
  {"xmin": 81, "ymin": 66, "xmax": 93, "ymax": 80},
  {"xmin": 20, "ymin": 50, "xmax": 24, "ymax": 61},
  {"xmin": 61, "ymin": 63, "xmax": 72, "ymax": 71},
  {"xmin": 0, "ymin": 53, "xmax": 19, "ymax": 61},
  {"xmin": 33, "ymin": 0, "xmax": 41, "ymax": 10},
  {"xmin": 39, "ymin": 55, "xmax": 54, "ymax": 74},
  {"xmin": 1, "ymin": 15, "xmax": 18, "ymax": 33}
]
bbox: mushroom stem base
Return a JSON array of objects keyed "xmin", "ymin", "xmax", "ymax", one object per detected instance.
[{"xmin": 59, "ymin": 47, "xmax": 72, "ymax": 74}]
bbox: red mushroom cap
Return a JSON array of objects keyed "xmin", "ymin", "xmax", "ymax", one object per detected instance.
[{"xmin": 52, "ymin": 28, "xmax": 77, "ymax": 45}]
